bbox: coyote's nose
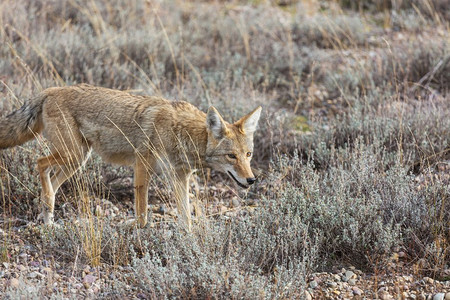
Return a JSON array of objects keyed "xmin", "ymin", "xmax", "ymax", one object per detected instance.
[{"xmin": 246, "ymin": 177, "xmax": 256, "ymax": 185}]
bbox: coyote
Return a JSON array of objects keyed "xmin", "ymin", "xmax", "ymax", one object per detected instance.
[{"xmin": 0, "ymin": 84, "xmax": 261, "ymax": 230}]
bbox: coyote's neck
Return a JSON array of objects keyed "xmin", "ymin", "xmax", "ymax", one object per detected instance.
[{"xmin": 172, "ymin": 110, "xmax": 209, "ymax": 169}]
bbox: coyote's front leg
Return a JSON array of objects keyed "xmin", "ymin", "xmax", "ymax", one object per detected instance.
[
  {"xmin": 134, "ymin": 154, "xmax": 154, "ymax": 228},
  {"xmin": 174, "ymin": 169, "xmax": 194, "ymax": 231}
]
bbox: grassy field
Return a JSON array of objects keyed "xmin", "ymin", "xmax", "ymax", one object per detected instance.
[{"xmin": 0, "ymin": 0, "xmax": 449, "ymax": 298}]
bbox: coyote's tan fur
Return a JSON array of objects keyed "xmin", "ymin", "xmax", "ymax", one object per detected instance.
[{"xmin": 0, "ymin": 84, "xmax": 262, "ymax": 230}]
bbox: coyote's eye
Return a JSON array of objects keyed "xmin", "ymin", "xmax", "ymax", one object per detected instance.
[
  {"xmin": 227, "ymin": 154, "xmax": 237, "ymax": 159},
  {"xmin": 246, "ymin": 152, "xmax": 252, "ymax": 157}
]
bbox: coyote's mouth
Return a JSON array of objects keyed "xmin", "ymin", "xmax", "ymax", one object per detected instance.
[{"xmin": 227, "ymin": 171, "xmax": 249, "ymax": 189}]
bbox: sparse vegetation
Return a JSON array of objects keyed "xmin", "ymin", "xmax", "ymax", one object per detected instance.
[{"xmin": 1, "ymin": 0, "xmax": 449, "ymax": 298}]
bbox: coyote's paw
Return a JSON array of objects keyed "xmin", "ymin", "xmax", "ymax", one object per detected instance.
[
  {"xmin": 36, "ymin": 212, "xmax": 62, "ymax": 229},
  {"xmin": 118, "ymin": 218, "xmax": 152, "ymax": 230}
]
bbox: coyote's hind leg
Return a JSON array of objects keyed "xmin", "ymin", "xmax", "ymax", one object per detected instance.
[{"xmin": 37, "ymin": 150, "xmax": 90, "ymax": 225}]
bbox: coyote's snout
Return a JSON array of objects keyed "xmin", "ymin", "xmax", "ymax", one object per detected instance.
[{"xmin": 0, "ymin": 84, "xmax": 262, "ymax": 230}]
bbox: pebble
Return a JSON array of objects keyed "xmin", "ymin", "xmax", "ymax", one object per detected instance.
[
  {"xmin": 230, "ymin": 197, "xmax": 240, "ymax": 208},
  {"xmin": 433, "ymin": 294, "xmax": 445, "ymax": 300},
  {"xmin": 417, "ymin": 293, "xmax": 427, "ymax": 300},
  {"xmin": 83, "ymin": 274, "xmax": 97, "ymax": 284},
  {"xmin": 246, "ymin": 199, "xmax": 257, "ymax": 206},
  {"xmin": 304, "ymin": 290, "xmax": 312, "ymax": 300},
  {"xmin": 28, "ymin": 271, "xmax": 44, "ymax": 279},
  {"xmin": 378, "ymin": 290, "xmax": 394, "ymax": 300},
  {"xmin": 30, "ymin": 261, "xmax": 40, "ymax": 268},
  {"xmin": 8, "ymin": 278, "xmax": 20, "ymax": 288},
  {"xmin": 352, "ymin": 287, "xmax": 363, "ymax": 296},
  {"xmin": 327, "ymin": 281, "xmax": 337, "ymax": 288},
  {"xmin": 348, "ymin": 278, "xmax": 356, "ymax": 285},
  {"xmin": 424, "ymin": 277, "xmax": 434, "ymax": 284},
  {"xmin": 83, "ymin": 265, "xmax": 91, "ymax": 274},
  {"xmin": 74, "ymin": 283, "xmax": 83, "ymax": 289},
  {"xmin": 17, "ymin": 264, "xmax": 27, "ymax": 272},
  {"xmin": 445, "ymin": 293, "xmax": 450, "ymax": 300},
  {"xmin": 342, "ymin": 270, "xmax": 355, "ymax": 282},
  {"xmin": 309, "ymin": 280, "xmax": 318, "ymax": 289}
]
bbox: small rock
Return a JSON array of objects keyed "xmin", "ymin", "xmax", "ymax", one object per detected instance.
[
  {"xmin": 309, "ymin": 280, "xmax": 318, "ymax": 289},
  {"xmin": 83, "ymin": 274, "xmax": 96, "ymax": 284},
  {"xmin": 83, "ymin": 265, "xmax": 91, "ymax": 274},
  {"xmin": 327, "ymin": 281, "xmax": 337, "ymax": 288},
  {"xmin": 92, "ymin": 285, "xmax": 100, "ymax": 294},
  {"xmin": 218, "ymin": 205, "xmax": 228, "ymax": 213},
  {"xmin": 348, "ymin": 278, "xmax": 356, "ymax": 285},
  {"xmin": 304, "ymin": 291, "xmax": 312, "ymax": 300},
  {"xmin": 417, "ymin": 293, "xmax": 427, "ymax": 300},
  {"xmin": 332, "ymin": 290, "xmax": 341, "ymax": 296},
  {"xmin": 8, "ymin": 278, "xmax": 20, "ymax": 288},
  {"xmin": 342, "ymin": 270, "xmax": 356, "ymax": 282},
  {"xmin": 19, "ymin": 253, "xmax": 28, "ymax": 261},
  {"xmin": 28, "ymin": 272, "xmax": 37, "ymax": 279},
  {"xmin": 3, "ymin": 262, "xmax": 10, "ymax": 268},
  {"xmin": 352, "ymin": 287, "xmax": 363, "ymax": 296},
  {"xmin": 167, "ymin": 208, "xmax": 178, "ymax": 217},
  {"xmin": 404, "ymin": 275, "xmax": 413, "ymax": 282},
  {"xmin": 74, "ymin": 283, "xmax": 83, "ymax": 289},
  {"xmin": 30, "ymin": 261, "xmax": 40, "ymax": 268},
  {"xmin": 444, "ymin": 293, "xmax": 450, "ymax": 300},
  {"xmin": 379, "ymin": 291, "xmax": 394, "ymax": 300},
  {"xmin": 424, "ymin": 277, "xmax": 434, "ymax": 284},
  {"xmin": 246, "ymin": 199, "xmax": 257, "ymax": 206},
  {"xmin": 230, "ymin": 197, "xmax": 240, "ymax": 208},
  {"xmin": 433, "ymin": 293, "xmax": 445, "ymax": 300},
  {"xmin": 17, "ymin": 265, "xmax": 27, "ymax": 272}
]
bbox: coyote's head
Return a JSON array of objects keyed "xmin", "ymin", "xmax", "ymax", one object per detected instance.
[{"xmin": 205, "ymin": 106, "xmax": 262, "ymax": 189}]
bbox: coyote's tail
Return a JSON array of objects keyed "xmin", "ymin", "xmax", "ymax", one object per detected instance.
[{"xmin": 0, "ymin": 93, "xmax": 46, "ymax": 149}]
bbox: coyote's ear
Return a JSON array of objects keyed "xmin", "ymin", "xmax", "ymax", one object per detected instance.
[
  {"xmin": 236, "ymin": 106, "xmax": 262, "ymax": 134},
  {"xmin": 206, "ymin": 106, "xmax": 228, "ymax": 140}
]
